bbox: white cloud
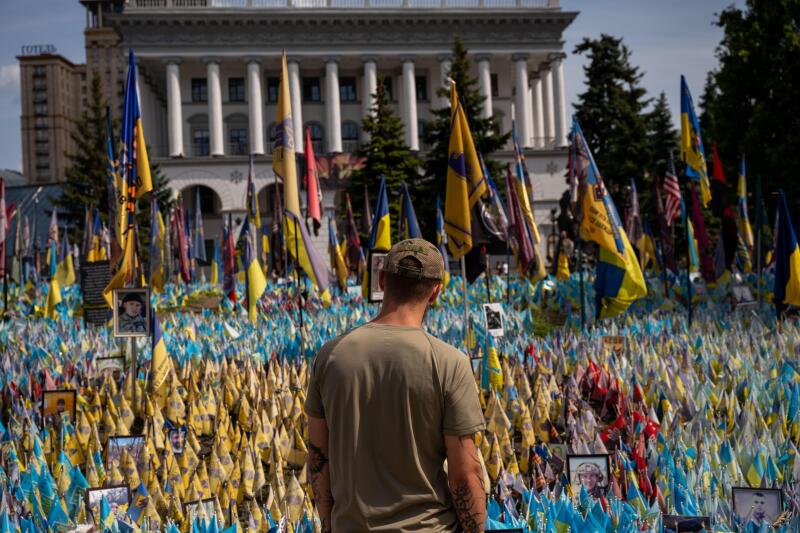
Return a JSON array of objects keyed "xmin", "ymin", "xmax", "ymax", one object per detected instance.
[{"xmin": 0, "ymin": 64, "xmax": 20, "ymax": 90}]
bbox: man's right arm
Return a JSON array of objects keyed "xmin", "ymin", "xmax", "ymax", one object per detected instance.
[{"xmin": 445, "ymin": 434, "xmax": 485, "ymax": 533}]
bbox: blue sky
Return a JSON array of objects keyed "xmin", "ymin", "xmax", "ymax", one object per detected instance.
[{"xmin": 0, "ymin": 0, "xmax": 738, "ymax": 172}]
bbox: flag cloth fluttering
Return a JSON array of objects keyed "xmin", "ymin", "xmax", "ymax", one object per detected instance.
[
  {"xmin": 86, "ymin": 209, "xmax": 107, "ymax": 262},
  {"xmin": 773, "ymin": 189, "xmax": 800, "ymax": 315},
  {"xmin": 368, "ymin": 175, "xmax": 391, "ymax": 253},
  {"xmin": 435, "ymin": 196, "xmax": 451, "ymax": 288},
  {"xmin": 193, "ymin": 187, "xmax": 207, "ymax": 264},
  {"xmin": 328, "ymin": 218, "xmax": 348, "ymax": 290},
  {"xmin": 223, "ymin": 213, "xmax": 237, "ymax": 303},
  {"xmin": 737, "ymin": 155, "xmax": 754, "ymax": 272},
  {"xmin": 680, "ymin": 75, "xmax": 710, "ymax": 207},
  {"xmin": 344, "ymin": 192, "xmax": 365, "ymax": 275},
  {"xmin": 663, "ymin": 153, "xmax": 682, "ymax": 228},
  {"xmin": 273, "ymin": 51, "xmax": 329, "ymax": 301},
  {"xmin": 305, "ymin": 127, "xmax": 322, "ymax": 236},
  {"xmin": 571, "ymin": 118, "xmax": 646, "ymax": 319},
  {"xmin": 712, "ymin": 142, "xmax": 727, "ymax": 184},
  {"xmin": 689, "ymin": 182, "xmax": 715, "ymax": 281},
  {"xmin": 625, "ymin": 178, "xmax": 645, "ymax": 263},
  {"xmin": 244, "ymin": 161, "xmax": 267, "ymax": 324},
  {"xmin": 398, "ymin": 181, "xmax": 422, "ymax": 240},
  {"xmin": 504, "ymin": 166, "xmax": 534, "ymax": 273},
  {"xmin": 210, "ymin": 237, "xmax": 220, "ymax": 287},
  {"xmin": 444, "ymin": 83, "xmax": 487, "ymax": 260},
  {"xmin": 55, "ymin": 228, "xmax": 75, "ymax": 287},
  {"xmin": 150, "ymin": 198, "xmax": 165, "ymax": 292},
  {"xmin": 44, "ymin": 242, "xmax": 61, "ymax": 320}
]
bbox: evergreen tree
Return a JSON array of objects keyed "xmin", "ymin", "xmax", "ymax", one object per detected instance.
[
  {"xmin": 346, "ymin": 75, "xmax": 421, "ymax": 244},
  {"xmin": 572, "ymin": 34, "xmax": 652, "ymax": 207},
  {"xmin": 59, "ymin": 75, "xmax": 109, "ymax": 237},
  {"xmin": 420, "ymin": 36, "xmax": 509, "ymax": 236}
]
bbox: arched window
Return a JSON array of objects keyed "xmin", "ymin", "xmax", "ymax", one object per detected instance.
[
  {"xmin": 305, "ymin": 121, "xmax": 325, "ymax": 153},
  {"xmin": 341, "ymin": 121, "xmax": 359, "ymax": 153}
]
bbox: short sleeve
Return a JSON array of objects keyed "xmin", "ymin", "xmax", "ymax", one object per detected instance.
[
  {"xmin": 304, "ymin": 354, "xmax": 326, "ymax": 419},
  {"xmin": 442, "ymin": 353, "xmax": 485, "ymax": 436}
]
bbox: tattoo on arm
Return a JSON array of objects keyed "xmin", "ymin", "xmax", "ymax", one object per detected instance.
[
  {"xmin": 451, "ymin": 481, "xmax": 482, "ymax": 533},
  {"xmin": 308, "ymin": 441, "xmax": 329, "ymax": 475}
]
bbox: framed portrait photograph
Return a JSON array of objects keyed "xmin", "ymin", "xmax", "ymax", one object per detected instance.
[
  {"xmin": 106, "ymin": 435, "xmax": 145, "ymax": 469},
  {"xmin": 567, "ymin": 454, "xmax": 610, "ymax": 500},
  {"xmin": 663, "ymin": 515, "xmax": 711, "ymax": 532},
  {"xmin": 184, "ymin": 497, "xmax": 223, "ymax": 527},
  {"xmin": 113, "ymin": 288, "xmax": 151, "ymax": 338},
  {"xmin": 732, "ymin": 487, "xmax": 782, "ymax": 529},
  {"xmin": 482, "ymin": 303, "xmax": 505, "ymax": 337},
  {"xmin": 168, "ymin": 426, "xmax": 188, "ymax": 455},
  {"xmin": 86, "ymin": 485, "xmax": 130, "ymax": 520},
  {"xmin": 95, "ymin": 355, "xmax": 126, "ymax": 379},
  {"xmin": 368, "ymin": 252, "xmax": 387, "ymax": 303},
  {"xmin": 41, "ymin": 390, "xmax": 77, "ymax": 427}
]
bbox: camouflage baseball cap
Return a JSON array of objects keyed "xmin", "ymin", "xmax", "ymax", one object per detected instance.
[{"xmin": 383, "ymin": 238, "xmax": 444, "ymax": 281}]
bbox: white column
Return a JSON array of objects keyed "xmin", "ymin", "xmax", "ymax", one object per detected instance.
[
  {"xmin": 246, "ymin": 59, "xmax": 264, "ymax": 155},
  {"xmin": 287, "ymin": 58, "xmax": 303, "ymax": 153},
  {"xmin": 325, "ymin": 57, "xmax": 342, "ymax": 153},
  {"xmin": 476, "ymin": 54, "xmax": 493, "ymax": 119},
  {"xmin": 205, "ymin": 59, "xmax": 224, "ymax": 156},
  {"xmin": 362, "ymin": 57, "xmax": 377, "ymax": 142},
  {"xmin": 551, "ymin": 57, "xmax": 568, "ymax": 147},
  {"xmin": 401, "ymin": 57, "xmax": 419, "ymax": 151},
  {"xmin": 165, "ymin": 59, "xmax": 183, "ymax": 157},
  {"xmin": 437, "ymin": 54, "xmax": 451, "ymax": 108},
  {"xmin": 541, "ymin": 66, "xmax": 555, "ymax": 149},
  {"xmin": 513, "ymin": 53, "xmax": 532, "ymax": 149},
  {"xmin": 531, "ymin": 76, "xmax": 544, "ymax": 149}
]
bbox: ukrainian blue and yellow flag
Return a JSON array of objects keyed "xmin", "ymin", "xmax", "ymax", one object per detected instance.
[
  {"xmin": 149, "ymin": 197, "xmax": 165, "ymax": 293},
  {"xmin": 120, "ymin": 50, "xmax": 153, "ymax": 201},
  {"xmin": 571, "ymin": 118, "xmax": 646, "ymax": 319},
  {"xmin": 242, "ymin": 167, "xmax": 267, "ymax": 324},
  {"xmin": 193, "ymin": 187, "xmax": 207, "ymax": 264},
  {"xmin": 55, "ymin": 229, "xmax": 75, "ymax": 286},
  {"xmin": 444, "ymin": 82, "xmax": 487, "ymax": 259},
  {"xmin": 368, "ymin": 175, "xmax": 391, "ymax": 252},
  {"xmin": 87, "ymin": 209, "xmax": 107, "ymax": 262},
  {"xmin": 44, "ymin": 242, "xmax": 61, "ymax": 320},
  {"xmin": 105, "ymin": 110, "xmax": 121, "ymax": 248},
  {"xmin": 774, "ymin": 189, "xmax": 800, "ymax": 315},
  {"xmin": 210, "ymin": 238, "xmax": 220, "ymax": 287},
  {"xmin": 399, "ymin": 181, "xmax": 422, "ymax": 240},
  {"xmin": 680, "ymin": 75, "xmax": 710, "ymax": 207},
  {"xmin": 328, "ymin": 218, "xmax": 348, "ymax": 291},
  {"xmin": 149, "ymin": 312, "xmax": 172, "ymax": 405},
  {"xmin": 512, "ymin": 120, "xmax": 540, "ymax": 245},
  {"xmin": 737, "ymin": 155, "xmax": 754, "ymax": 271},
  {"xmin": 273, "ymin": 50, "xmax": 329, "ymax": 302}
]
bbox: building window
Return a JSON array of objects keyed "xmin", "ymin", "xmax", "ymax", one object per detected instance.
[
  {"xmin": 340, "ymin": 77, "xmax": 357, "ymax": 102},
  {"xmin": 33, "ymin": 79, "xmax": 46, "ymax": 90},
  {"xmin": 34, "ymin": 103, "xmax": 48, "ymax": 115},
  {"xmin": 35, "ymin": 141, "xmax": 49, "ymax": 155},
  {"xmin": 192, "ymin": 129, "xmax": 210, "ymax": 156},
  {"xmin": 342, "ymin": 121, "xmax": 359, "ymax": 152},
  {"xmin": 229, "ymin": 128, "xmax": 248, "ymax": 155},
  {"xmin": 36, "ymin": 156, "xmax": 49, "ymax": 168},
  {"xmin": 228, "ymin": 78, "xmax": 245, "ymax": 103},
  {"xmin": 266, "ymin": 77, "xmax": 280, "ymax": 103},
  {"xmin": 306, "ymin": 121, "xmax": 324, "ymax": 153},
  {"xmin": 33, "ymin": 66, "xmax": 46, "ymax": 77},
  {"xmin": 191, "ymin": 79, "xmax": 208, "ymax": 103},
  {"xmin": 35, "ymin": 130, "xmax": 48, "ymax": 141},
  {"xmin": 418, "ymin": 120, "xmax": 428, "ymax": 148},
  {"xmin": 382, "ymin": 76, "xmax": 393, "ymax": 100},
  {"xmin": 415, "ymin": 76, "xmax": 427, "ymax": 101},
  {"xmin": 267, "ymin": 122, "xmax": 277, "ymax": 153},
  {"xmin": 491, "ymin": 74, "xmax": 499, "ymax": 97},
  {"xmin": 303, "ymin": 77, "xmax": 321, "ymax": 102},
  {"xmin": 35, "ymin": 117, "xmax": 48, "ymax": 129}
]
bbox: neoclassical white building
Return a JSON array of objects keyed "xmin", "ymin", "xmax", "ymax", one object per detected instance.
[{"xmin": 88, "ymin": 0, "xmax": 577, "ymax": 261}]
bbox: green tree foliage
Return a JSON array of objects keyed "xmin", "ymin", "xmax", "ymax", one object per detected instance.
[
  {"xmin": 420, "ymin": 36, "xmax": 509, "ymax": 236},
  {"xmin": 643, "ymin": 91, "xmax": 679, "ymax": 216},
  {"xmin": 699, "ymin": 0, "xmax": 800, "ymax": 215},
  {"xmin": 346, "ymin": 75, "xmax": 421, "ymax": 244},
  {"xmin": 572, "ymin": 34, "xmax": 652, "ymax": 209}
]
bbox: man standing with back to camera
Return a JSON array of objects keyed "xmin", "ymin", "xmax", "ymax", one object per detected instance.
[{"xmin": 305, "ymin": 239, "xmax": 486, "ymax": 532}]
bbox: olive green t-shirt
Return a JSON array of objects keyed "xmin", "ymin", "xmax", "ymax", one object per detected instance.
[{"xmin": 305, "ymin": 322, "xmax": 485, "ymax": 532}]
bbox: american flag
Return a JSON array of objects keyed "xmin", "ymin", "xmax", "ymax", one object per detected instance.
[{"xmin": 663, "ymin": 153, "xmax": 682, "ymax": 227}]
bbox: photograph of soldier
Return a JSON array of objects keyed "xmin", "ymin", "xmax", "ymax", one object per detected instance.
[
  {"xmin": 41, "ymin": 390, "xmax": 76, "ymax": 428},
  {"xmin": 113, "ymin": 289, "xmax": 150, "ymax": 337},
  {"xmin": 733, "ymin": 488, "xmax": 782, "ymax": 528},
  {"xmin": 568, "ymin": 454, "xmax": 610, "ymax": 500}
]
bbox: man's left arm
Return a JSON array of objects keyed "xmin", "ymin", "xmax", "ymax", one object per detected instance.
[{"xmin": 308, "ymin": 415, "xmax": 333, "ymax": 533}]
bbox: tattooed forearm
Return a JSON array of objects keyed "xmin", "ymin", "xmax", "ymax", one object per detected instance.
[
  {"xmin": 308, "ymin": 441, "xmax": 329, "ymax": 475},
  {"xmin": 451, "ymin": 481, "xmax": 483, "ymax": 533}
]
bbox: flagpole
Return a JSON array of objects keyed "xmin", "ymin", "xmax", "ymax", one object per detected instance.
[
  {"xmin": 293, "ymin": 217, "xmax": 305, "ymax": 357},
  {"xmin": 755, "ymin": 174, "xmax": 763, "ymax": 306},
  {"xmin": 684, "ymin": 186, "xmax": 693, "ymax": 328},
  {"xmin": 578, "ymin": 237, "xmax": 585, "ymax": 328},
  {"xmin": 505, "ymin": 244, "xmax": 510, "ymax": 305},
  {"xmin": 461, "ymin": 256, "xmax": 469, "ymax": 351}
]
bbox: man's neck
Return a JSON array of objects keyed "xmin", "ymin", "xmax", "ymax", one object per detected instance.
[{"xmin": 372, "ymin": 303, "xmax": 425, "ymax": 328}]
